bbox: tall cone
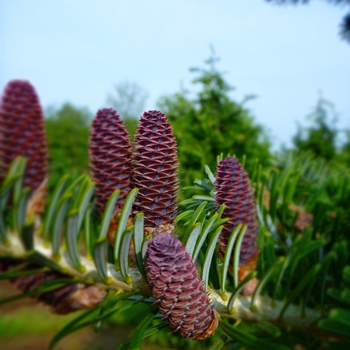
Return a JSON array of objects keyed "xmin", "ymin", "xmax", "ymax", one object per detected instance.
[
  {"xmin": 145, "ymin": 233, "xmax": 218, "ymax": 340},
  {"xmin": 0, "ymin": 80, "xmax": 48, "ymax": 196},
  {"xmin": 89, "ymin": 108, "xmax": 132, "ymax": 216},
  {"xmin": 215, "ymin": 157, "xmax": 259, "ymax": 279},
  {"xmin": 132, "ymin": 110, "xmax": 179, "ymax": 234}
]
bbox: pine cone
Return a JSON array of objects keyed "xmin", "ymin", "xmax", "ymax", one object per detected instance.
[
  {"xmin": 89, "ymin": 108, "xmax": 132, "ymax": 216},
  {"xmin": 132, "ymin": 110, "xmax": 179, "ymax": 232},
  {"xmin": 0, "ymin": 80, "xmax": 48, "ymax": 193},
  {"xmin": 145, "ymin": 233, "xmax": 218, "ymax": 340},
  {"xmin": 0, "ymin": 259, "xmax": 107, "ymax": 314},
  {"xmin": 215, "ymin": 157, "xmax": 259, "ymax": 275}
]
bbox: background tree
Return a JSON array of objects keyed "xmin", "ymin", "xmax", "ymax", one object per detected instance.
[
  {"xmin": 106, "ymin": 81, "xmax": 148, "ymax": 136},
  {"xmin": 45, "ymin": 103, "xmax": 91, "ymax": 188},
  {"xmin": 158, "ymin": 55, "xmax": 271, "ymax": 187},
  {"xmin": 292, "ymin": 97, "xmax": 338, "ymax": 161},
  {"xmin": 265, "ymin": 0, "xmax": 350, "ymax": 43}
]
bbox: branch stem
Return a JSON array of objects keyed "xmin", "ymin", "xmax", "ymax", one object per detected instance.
[{"xmin": 0, "ymin": 233, "xmax": 321, "ymax": 331}]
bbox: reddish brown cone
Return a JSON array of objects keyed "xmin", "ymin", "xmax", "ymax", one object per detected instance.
[
  {"xmin": 145, "ymin": 233, "xmax": 218, "ymax": 340},
  {"xmin": 132, "ymin": 110, "xmax": 179, "ymax": 231},
  {"xmin": 215, "ymin": 157, "xmax": 259, "ymax": 275},
  {"xmin": 0, "ymin": 260, "xmax": 107, "ymax": 314},
  {"xmin": 0, "ymin": 80, "xmax": 48, "ymax": 193},
  {"xmin": 89, "ymin": 108, "xmax": 132, "ymax": 216}
]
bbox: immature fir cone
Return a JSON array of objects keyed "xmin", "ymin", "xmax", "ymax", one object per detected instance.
[
  {"xmin": 0, "ymin": 80, "xmax": 48, "ymax": 195},
  {"xmin": 145, "ymin": 233, "xmax": 218, "ymax": 340},
  {"xmin": 132, "ymin": 110, "xmax": 179, "ymax": 232},
  {"xmin": 215, "ymin": 157, "xmax": 259, "ymax": 278},
  {"xmin": 0, "ymin": 260, "xmax": 107, "ymax": 314},
  {"xmin": 89, "ymin": 108, "xmax": 132, "ymax": 216}
]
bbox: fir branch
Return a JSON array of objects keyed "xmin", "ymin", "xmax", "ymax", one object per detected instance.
[
  {"xmin": 0, "ymin": 231, "xmax": 322, "ymax": 333},
  {"xmin": 0, "ymin": 233, "xmax": 145, "ymax": 294},
  {"xmin": 211, "ymin": 289, "xmax": 321, "ymax": 331}
]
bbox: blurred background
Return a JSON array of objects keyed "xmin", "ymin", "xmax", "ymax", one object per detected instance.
[{"xmin": 0, "ymin": 0, "xmax": 349, "ymax": 349}]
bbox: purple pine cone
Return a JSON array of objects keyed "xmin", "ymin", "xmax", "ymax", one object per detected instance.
[
  {"xmin": 132, "ymin": 110, "xmax": 179, "ymax": 230},
  {"xmin": 215, "ymin": 157, "xmax": 259, "ymax": 274},
  {"xmin": 89, "ymin": 108, "xmax": 132, "ymax": 216},
  {"xmin": 0, "ymin": 80, "xmax": 48, "ymax": 192},
  {"xmin": 145, "ymin": 233, "xmax": 218, "ymax": 340}
]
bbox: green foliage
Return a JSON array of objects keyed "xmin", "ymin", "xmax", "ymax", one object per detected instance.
[
  {"xmin": 1, "ymin": 149, "xmax": 350, "ymax": 349},
  {"xmin": 178, "ymin": 151, "xmax": 350, "ymax": 349},
  {"xmin": 122, "ymin": 118, "xmax": 138, "ymax": 138},
  {"xmin": 291, "ymin": 97, "xmax": 350, "ymax": 173},
  {"xmin": 45, "ymin": 103, "xmax": 91, "ymax": 188},
  {"xmin": 158, "ymin": 55, "xmax": 271, "ymax": 187},
  {"xmin": 258, "ymin": 152, "xmax": 350, "ymax": 342},
  {"xmin": 337, "ymin": 130, "xmax": 350, "ymax": 167}
]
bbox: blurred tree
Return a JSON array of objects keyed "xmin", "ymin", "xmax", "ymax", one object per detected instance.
[
  {"xmin": 337, "ymin": 130, "xmax": 350, "ymax": 167},
  {"xmin": 106, "ymin": 81, "xmax": 149, "ymax": 136},
  {"xmin": 158, "ymin": 55, "xmax": 271, "ymax": 187},
  {"xmin": 293, "ymin": 97, "xmax": 338, "ymax": 161},
  {"xmin": 265, "ymin": 0, "xmax": 350, "ymax": 43},
  {"xmin": 45, "ymin": 103, "xmax": 91, "ymax": 187}
]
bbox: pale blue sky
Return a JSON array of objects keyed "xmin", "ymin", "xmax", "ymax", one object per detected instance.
[{"xmin": 0, "ymin": 0, "xmax": 349, "ymax": 149}]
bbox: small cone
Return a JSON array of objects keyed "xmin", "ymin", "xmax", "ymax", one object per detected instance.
[
  {"xmin": 215, "ymin": 157, "xmax": 259, "ymax": 278},
  {"xmin": 145, "ymin": 233, "xmax": 218, "ymax": 340},
  {"xmin": 132, "ymin": 110, "xmax": 179, "ymax": 233}
]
